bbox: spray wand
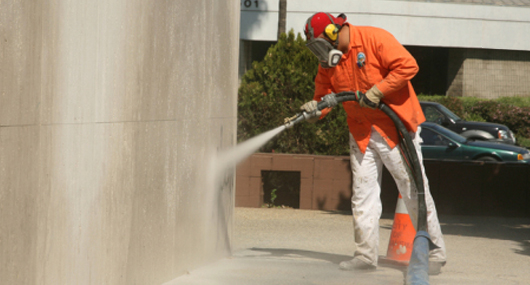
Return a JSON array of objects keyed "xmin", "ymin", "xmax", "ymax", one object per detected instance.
[{"xmin": 283, "ymin": 93, "xmax": 343, "ymax": 129}]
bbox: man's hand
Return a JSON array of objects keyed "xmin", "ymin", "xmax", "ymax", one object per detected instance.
[
  {"xmin": 359, "ymin": 85, "xmax": 384, "ymax": 109},
  {"xmin": 300, "ymin": 100, "xmax": 321, "ymax": 123}
]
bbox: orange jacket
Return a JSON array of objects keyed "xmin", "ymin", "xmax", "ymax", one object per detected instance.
[{"xmin": 314, "ymin": 24, "xmax": 425, "ymax": 153}]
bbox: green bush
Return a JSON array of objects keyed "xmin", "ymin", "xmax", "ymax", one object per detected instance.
[
  {"xmin": 469, "ymin": 101, "xmax": 530, "ymax": 139},
  {"xmin": 496, "ymin": 96, "xmax": 530, "ymax": 108},
  {"xmin": 237, "ymin": 30, "xmax": 350, "ymax": 155}
]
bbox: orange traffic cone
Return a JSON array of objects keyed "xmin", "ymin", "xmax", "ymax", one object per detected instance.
[{"xmin": 379, "ymin": 194, "xmax": 416, "ymax": 267}]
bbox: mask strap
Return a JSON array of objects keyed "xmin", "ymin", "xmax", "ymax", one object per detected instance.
[{"xmin": 305, "ymin": 14, "xmax": 315, "ymax": 39}]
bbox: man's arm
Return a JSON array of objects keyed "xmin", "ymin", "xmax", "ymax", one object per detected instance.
[
  {"xmin": 373, "ymin": 30, "xmax": 419, "ymax": 96},
  {"xmin": 308, "ymin": 68, "xmax": 334, "ymax": 118}
]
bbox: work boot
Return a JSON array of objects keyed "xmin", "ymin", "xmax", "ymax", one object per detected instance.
[
  {"xmin": 339, "ymin": 258, "xmax": 376, "ymax": 271},
  {"xmin": 428, "ymin": 261, "xmax": 446, "ymax": 275}
]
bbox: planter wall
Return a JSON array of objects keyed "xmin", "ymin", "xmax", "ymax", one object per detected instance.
[{"xmin": 236, "ymin": 153, "xmax": 530, "ymax": 217}]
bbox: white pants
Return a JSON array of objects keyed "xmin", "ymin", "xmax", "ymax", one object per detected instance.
[{"xmin": 349, "ymin": 127, "xmax": 446, "ymax": 266}]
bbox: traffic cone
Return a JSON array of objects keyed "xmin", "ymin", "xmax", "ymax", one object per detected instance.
[{"xmin": 379, "ymin": 194, "xmax": 416, "ymax": 267}]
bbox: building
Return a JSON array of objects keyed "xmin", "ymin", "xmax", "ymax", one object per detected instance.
[
  {"xmin": 240, "ymin": 0, "xmax": 530, "ymax": 98},
  {"xmin": 1, "ymin": 1, "xmax": 239, "ymax": 284}
]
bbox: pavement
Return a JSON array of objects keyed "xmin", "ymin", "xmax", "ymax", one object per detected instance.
[{"xmin": 166, "ymin": 207, "xmax": 530, "ymax": 285}]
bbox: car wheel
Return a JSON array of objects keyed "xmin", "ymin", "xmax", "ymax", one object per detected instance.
[{"xmin": 476, "ymin": 156, "xmax": 499, "ymax": 162}]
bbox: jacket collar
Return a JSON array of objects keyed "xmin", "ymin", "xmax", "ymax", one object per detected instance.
[{"xmin": 346, "ymin": 23, "xmax": 362, "ymax": 49}]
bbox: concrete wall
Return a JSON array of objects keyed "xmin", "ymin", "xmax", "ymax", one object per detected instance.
[
  {"xmin": 0, "ymin": 1, "xmax": 239, "ymax": 284},
  {"xmin": 448, "ymin": 49, "xmax": 530, "ymax": 98}
]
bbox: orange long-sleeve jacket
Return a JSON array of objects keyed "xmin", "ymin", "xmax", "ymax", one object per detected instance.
[{"xmin": 314, "ymin": 23, "xmax": 425, "ymax": 153}]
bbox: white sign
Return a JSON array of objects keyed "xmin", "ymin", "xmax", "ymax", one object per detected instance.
[{"xmin": 240, "ymin": 0, "xmax": 261, "ymax": 10}]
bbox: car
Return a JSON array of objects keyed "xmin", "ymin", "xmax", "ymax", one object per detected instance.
[
  {"xmin": 419, "ymin": 101, "xmax": 516, "ymax": 145},
  {"xmin": 419, "ymin": 122, "xmax": 530, "ymax": 163}
]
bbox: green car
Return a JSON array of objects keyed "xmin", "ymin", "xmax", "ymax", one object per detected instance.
[{"xmin": 420, "ymin": 122, "xmax": 530, "ymax": 163}]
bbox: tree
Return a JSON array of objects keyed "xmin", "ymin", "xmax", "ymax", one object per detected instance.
[{"xmin": 277, "ymin": 0, "xmax": 287, "ymax": 40}]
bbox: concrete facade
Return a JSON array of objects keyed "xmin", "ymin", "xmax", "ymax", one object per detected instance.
[
  {"xmin": 448, "ymin": 49, "xmax": 530, "ymax": 98},
  {"xmin": 0, "ymin": 1, "xmax": 239, "ymax": 284}
]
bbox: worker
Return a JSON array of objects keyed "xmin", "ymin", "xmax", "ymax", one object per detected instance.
[{"xmin": 301, "ymin": 12, "xmax": 446, "ymax": 275}]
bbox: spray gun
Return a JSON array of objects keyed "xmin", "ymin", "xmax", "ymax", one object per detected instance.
[{"xmin": 283, "ymin": 93, "xmax": 342, "ymax": 129}]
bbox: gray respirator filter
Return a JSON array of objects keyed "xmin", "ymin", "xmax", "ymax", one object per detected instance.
[{"xmin": 306, "ymin": 38, "xmax": 343, "ymax": 69}]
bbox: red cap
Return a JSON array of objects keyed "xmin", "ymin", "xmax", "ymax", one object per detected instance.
[{"xmin": 304, "ymin": 12, "xmax": 346, "ymax": 40}]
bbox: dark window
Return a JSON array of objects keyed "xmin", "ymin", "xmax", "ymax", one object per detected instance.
[
  {"xmin": 405, "ymin": 46, "xmax": 449, "ymax": 95},
  {"xmin": 421, "ymin": 128, "xmax": 451, "ymax": 146},
  {"xmin": 262, "ymin": 171, "xmax": 300, "ymax": 209}
]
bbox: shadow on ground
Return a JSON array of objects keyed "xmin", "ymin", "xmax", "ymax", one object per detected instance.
[
  {"xmin": 379, "ymin": 215, "xmax": 530, "ymax": 258},
  {"xmin": 247, "ymin": 247, "xmax": 409, "ymax": 273},
  {"xmin": 248, "ymin": 247, "xmax": 352, "ymax": 264}
]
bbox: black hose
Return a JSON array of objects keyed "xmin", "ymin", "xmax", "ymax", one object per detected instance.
[
  {"xmin": 379, "ymin": 103, "xmax": 427, "ymax": 232},
  {"xmin": 317, "ymin": 91, "xmax": 427, "ymax": 232}
]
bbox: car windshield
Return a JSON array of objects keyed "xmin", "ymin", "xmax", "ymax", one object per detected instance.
[
  {"xmin": 437, "ymin": 104, "xmax": 462, "ymax": 121},
  {"xmin": 428, "ymin": 124, "xmax": 467, "ymax": 144}
]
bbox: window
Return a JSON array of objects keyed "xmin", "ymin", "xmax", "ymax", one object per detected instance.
[
  {"xmin": 424, "ymin": 106, "xmax": 445, "ymax": 124},
  {"xmin": 420, "ymin": 128, "xmax": 451, "ymax": 146}
]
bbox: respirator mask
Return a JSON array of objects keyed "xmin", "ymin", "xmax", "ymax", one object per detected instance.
[
  {"xmin": 304, "ymin": 13, "xmax": 346, "ymax": 69},
  {"xmin": 306, "ymin": 38, "xmax": 343, "ymax": 69}
]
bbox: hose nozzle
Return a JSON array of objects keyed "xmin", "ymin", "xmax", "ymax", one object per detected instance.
[
  {"xmin": 283, "ymin": 92, "xmax": 339, "ymax": 129},
  {"xmin": 283, "ymin": 113, "xmax": 303, "ymax": 129}
]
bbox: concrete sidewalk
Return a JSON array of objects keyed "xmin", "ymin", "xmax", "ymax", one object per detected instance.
[{"xmin": 167, "ymin": 207, "xmax": 530, "ymax": 285}]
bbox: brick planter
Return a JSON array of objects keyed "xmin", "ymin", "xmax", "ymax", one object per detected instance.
[
  {"xmin": 235, "ymin": 153, "xmax": 352, "ymax": 211},
  {"xmin": 236, "ymin": 153, "xmax": 530, "ymax": 217}
]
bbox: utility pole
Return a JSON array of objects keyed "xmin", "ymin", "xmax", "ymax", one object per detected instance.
[{"xmin": 277, "ymin": 0, "xmax": 286, "ymax": 40}]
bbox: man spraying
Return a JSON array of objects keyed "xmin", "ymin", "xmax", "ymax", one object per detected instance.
[{"xmin": 301, "ymin": 12, "xmax": 446, "ymax": 275}]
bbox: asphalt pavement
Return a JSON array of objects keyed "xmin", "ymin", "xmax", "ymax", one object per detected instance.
[{"xmin": 166, "ymin": 207, "xmax": 530, "ymax": 285}]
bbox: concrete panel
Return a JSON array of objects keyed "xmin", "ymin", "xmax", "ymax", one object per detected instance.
[
  {"xmin": 37, "ymin": 124, "xmax": 137, "ymax": 284},
  {"xmin": 0, "ymin": 1, "xmax": 42, "ymax": 126},
  {"xmin": 0, "ymin": 126, "xmax": 40, "ymax": 284},
  {"xmin": 0, "ymin": 0, "xmax": 239, "ymax": 284}
]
